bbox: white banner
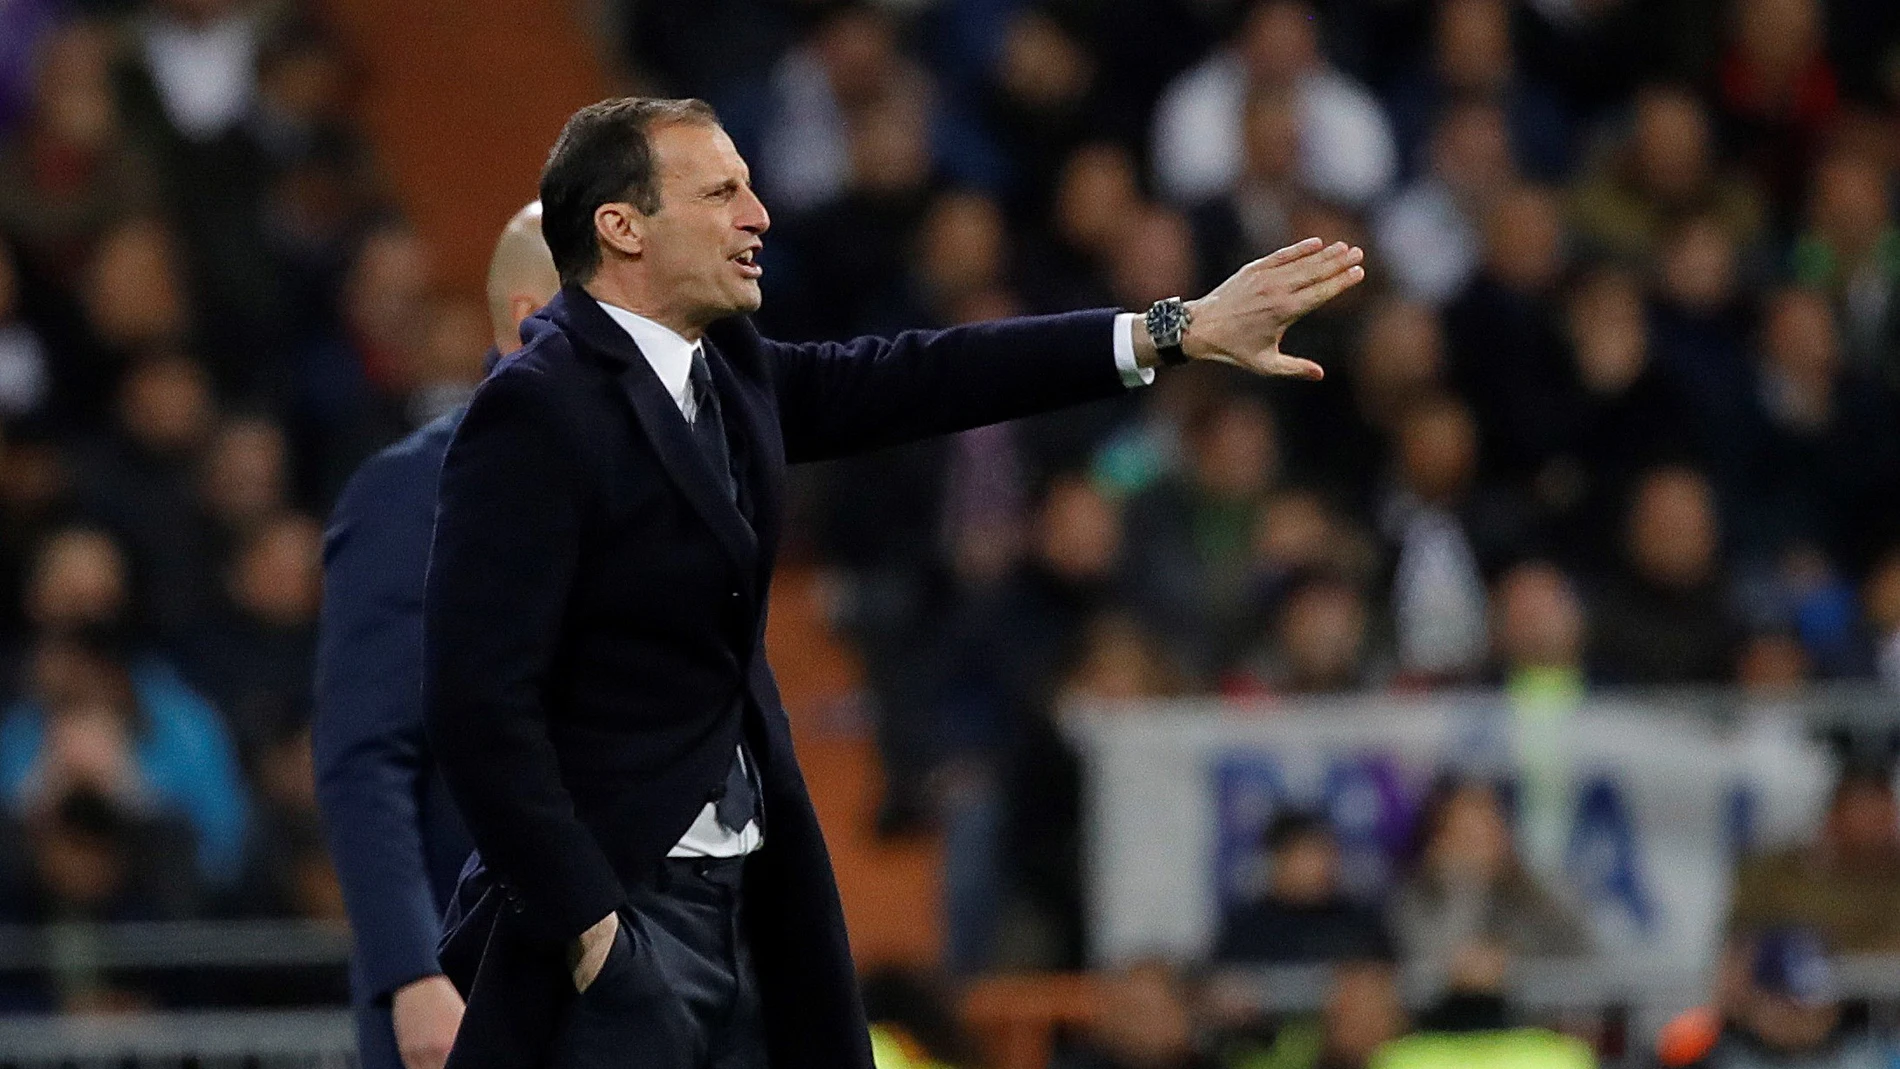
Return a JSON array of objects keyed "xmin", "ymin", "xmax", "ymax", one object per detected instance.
[{"xmin": 1071, "ymin": 695, "xmax": 1832, "ymax": 968}]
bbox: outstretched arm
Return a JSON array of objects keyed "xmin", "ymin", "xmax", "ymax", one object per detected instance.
[{"xmin": 766, "ymin": 238, "xmax": 1365, "ymax": 464}]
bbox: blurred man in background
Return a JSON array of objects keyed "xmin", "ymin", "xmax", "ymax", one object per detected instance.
[
  {"xmin": 1728, "ymin": 762, "xmax": 1900, "ymax": 953},
  {"xmin": 1663, "ymin": 929, "xmax": 1885, "ymax": 1069},
  {"xmin": 314, "ymin": 202, "xmax": 557, "ymax": 1069}
]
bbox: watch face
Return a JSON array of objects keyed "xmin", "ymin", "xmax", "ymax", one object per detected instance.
[{"xmin": 1148, "ymin": 299, "xmax": 1187, "ymax": 347}]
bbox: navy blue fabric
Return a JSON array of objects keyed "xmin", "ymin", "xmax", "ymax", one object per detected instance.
[
  {"xmin": 314, "ymin": 409, "xmax": 475, "ymax": 1069},
  {"xmin": 423, "ymin": 286, "xmax": 1126, "ymax": 1069}
]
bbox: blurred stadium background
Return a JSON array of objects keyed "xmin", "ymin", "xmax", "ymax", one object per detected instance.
[{"xmin": 2, "ymin": 0, "xmax": 1900, "ymax": 1066}]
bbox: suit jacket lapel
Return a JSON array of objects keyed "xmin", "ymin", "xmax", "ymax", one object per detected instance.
[{"xmin": 549, "ymin": 288, "xmax": 760, "ymax": 579}]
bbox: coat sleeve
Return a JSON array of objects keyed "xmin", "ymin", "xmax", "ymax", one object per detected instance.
[
  {"xmin": 312, "ymin": 442, "xmax": 454, "ymax": 1001},
  {"xmin": 421, "ymin": 363, "xmax": 625, "ymax": 946},
  {"xmin": 762, "ymin": 308, "xmax": 1130, "ymax": 464}
]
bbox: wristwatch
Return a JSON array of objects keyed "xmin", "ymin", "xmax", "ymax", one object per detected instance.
[{"xmin": 1145, "ymin": 297, "xmax": 1192, "ymax": 366}]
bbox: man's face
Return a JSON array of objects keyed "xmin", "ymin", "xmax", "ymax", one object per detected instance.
[{"xmin": 640, "ymin": 123, "xmax": 769, "ymax": 324}]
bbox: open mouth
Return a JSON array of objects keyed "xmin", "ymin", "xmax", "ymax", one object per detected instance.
[{"xmin": 731, "ymin": 248, "xmax": 762, "ymax": 279}]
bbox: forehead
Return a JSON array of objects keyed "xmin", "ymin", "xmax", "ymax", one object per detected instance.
[{"xmin": 651, "ymin": 122, "xmax": 747, "ymax": 185}]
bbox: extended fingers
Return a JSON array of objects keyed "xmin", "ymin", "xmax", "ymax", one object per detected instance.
[
  {"xmin": 1292, "ymin": 259, "xmax": 1367, "ymax": 312},
  {"xmin": 1280, "ymin": 243, "xmax": 1363, "ymax": 291},
  {"xmin": 1255, "ymin": 236, "xmax": 1325, "ymax": 269}
]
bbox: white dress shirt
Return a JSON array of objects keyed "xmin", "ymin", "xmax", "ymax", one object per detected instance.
[{"xmin": 593, "ymin": 299, "xmax": 1152, "ymax": 856}]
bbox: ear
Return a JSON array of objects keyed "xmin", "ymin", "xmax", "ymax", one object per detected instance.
[{"xmin": 594, "ymin": 202, "xmax": 644, "ymax": 260}]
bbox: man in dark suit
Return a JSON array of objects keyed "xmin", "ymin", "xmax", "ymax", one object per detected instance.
[
  {"xmin": 422, "ymin": 96, "xmax": 1365, "ymax": 1069},
  {"xmin": 315, "ymin": 203, "xmax": 560, "ymax": 1069}
]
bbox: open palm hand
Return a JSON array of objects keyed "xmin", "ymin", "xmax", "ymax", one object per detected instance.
[{"xmin": 1184, "ymin": 238, "xmax": 1366, "ymax": 379}]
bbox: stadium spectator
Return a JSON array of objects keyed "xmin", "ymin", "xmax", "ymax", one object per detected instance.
[
  {"xmin": 1379, "ymin": 396, "xmax": 1511, "ymax": 685},
  {"xmin": 128, "ymin": 0, "xmax": 266, "ymax": 145},
  {"xmin": 1589, "ymin": 466, "xmax": 1742, "ymax": 685},
  {"xmin": 771, "ymin": 89, "xmax": 937, "ymax": 340},
  {"xmin": 1208, "ymin": 962, "xmax": 1406, "ymax": 1069},
  {"xmin": 0, "ymin": 785, "xmax": 197, "ymax": 928},
  {"xmin": 1229, "ymin": 571, "xmax": 1379, "ymax": 697},
  {"xmin": 914, "ymin": 191, "xmax": 1011, "ymax": 324},
  {"xmin": 197, "ymin": 414, "xmax": 290, "ymax": 544},
  {"xmin": 1866, "ymin": 549, "xmax": 1900, "ymax": 689},
  {"xmin": 1493, "ymin": 561, "xmax": 1588, "ymax": 699},
  {"xmin": 1057, "ymin": 611, "xmax": 1179, "ymax": 706},
  {"xmin": 1728, "ymin": 763, "xmax": 1900, "ymax": 952},
  {"xmin": 1646, "ymin": 216, "xmax": 1762, "ymax": 520},
  {"xmin": 933, "ymin": 474, "xmax": 1125, "ymax": 971},
  {"xmin": 1124, "ymin": 394, "xmax": 1284, "ymax": 682},
  {"xmin": 1374, "ymin": 100, "xmax": 1518, "ymax": 306},
  {"xmin": 1714, "ymin": 0, "xmax": 1840, "ymax": 221},
  {"xmin": 0, "ymin": 237, "xmax": 51, "ymax": 419},
  {"xmin": 1052, "ymin": 960, "xmax": 1218, "ymax": 1069},
  {"xmin": 0, "ymin": 22, "xmax": 157, "ymax": 291},
  {"xmin": 760, "ymin": 6, "xmax": 935, "ymax": 214},
  {"xmin": 1018, "ymin": 141, "xmax": 1138, "ymax": 315},
  {"xmin": 176, "ymin": 512, "xmax": 320, "ymax": 763},
  {"xmin": 1568, "ymin": 84, "xmax": 1766, "ymax": 265},
  {"xmin": 1442, "ymin": 184, "xmax": 1573, "ymax": 484},
  {"xmin": 1790, "ymin": 152, "xmax": 1900, "ymax": 382},
  {"xmin": 1214, "ymin": 810, "xmax": 1393, "ymax": 965},
  {"xmin": 0, "ymin": 627, "xmax": 249, "ymax": 887},
  {"xmin": 1152, "ymin": 0, "xmax": 1396, "ymax": 208},
  {"xmin": 1542, "ymin": 266, "xmax": 1696, "ymax": 567},
  {"xmin": 1376, "ymin": 936, "xmax": 1597, "ymax": 1069},
  {"xmin": 1749, "ymin": 288, "xmax": 1899, "ymax": 573},
  {"xmin": 234, "ymin": 723, "xmax": 341, "ymax": 921},
  {"xmin": 72, "ymin": 352, "xmax": 219, "ymax": 639},
  {"xmin": 1187, "ymin": 85, "xmax": 1304, "ymax": 292},
  {"xmin": 1670, "ymin": 930, "xmax": 1887, "ymax": 1069},
  {"xmin": 1385, "ymin": 0, "xmax": 1573, "ymax": 182},
  {"xmin": 1315, "ymin": 299, "xmax": 1447, "ymax": 508},
  {"xmin": 82, "ymin": 218, "xmax": 192, "ymax": 361},
  {"xmin": 21, "ymin": 526, "xmax": 131, "ymax": 637},
  {"xmin": 1389, "ymin": 779, "xmax": 1590, "ymax": 996},
  {"xmin": 1247, "ymin": 489, "xmax": 1376, "ymax": 615},
  {"xmin": 289, "ymin": 223, "xmax": 430, "ymax": 499},
  {"xmin": 981, "ymin": 10, "xmax": 1102, "ymax": 222}
]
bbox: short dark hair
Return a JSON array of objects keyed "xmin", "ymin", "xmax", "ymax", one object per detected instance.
[{"xmin": 538, "ymin": 96, "xmax": 721, "ymax": 286}]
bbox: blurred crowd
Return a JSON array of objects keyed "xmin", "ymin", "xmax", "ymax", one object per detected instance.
[
  {"xmin": 0, "ymin": 0, "xmax": 1896, "ymax": 1049},
  {"xmin": 0, "ymin": 0, "xmax": 481, "ymax": 988}
]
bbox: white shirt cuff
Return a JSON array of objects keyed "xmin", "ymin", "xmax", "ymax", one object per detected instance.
[{"xmin": 1113, "ymin": 312, "xmax": 1155, "ymax": 388}]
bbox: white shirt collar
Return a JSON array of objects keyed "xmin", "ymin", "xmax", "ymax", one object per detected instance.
[{"xmin": 594, "ymin": 299, "xmax": 700, "ymax": 418}]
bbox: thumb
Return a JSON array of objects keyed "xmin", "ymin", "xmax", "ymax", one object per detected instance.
[{"xmin": 1273, "ymin": 351, "xmax": 1325, "ymax": 381}]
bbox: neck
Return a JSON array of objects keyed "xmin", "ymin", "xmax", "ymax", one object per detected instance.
[{"xmin": 584, "ymin": 271, "xmax": 706, "ymax": 342}]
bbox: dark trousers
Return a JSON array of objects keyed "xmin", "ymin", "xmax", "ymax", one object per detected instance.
[{"xmin": 550, "ymin": 857, "xmax": 767, "ymax": 1069}]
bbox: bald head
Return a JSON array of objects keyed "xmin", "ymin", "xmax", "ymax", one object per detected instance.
[{"xmin": 486, "ymin": 202, "xmax": 560, "ymax": 354}]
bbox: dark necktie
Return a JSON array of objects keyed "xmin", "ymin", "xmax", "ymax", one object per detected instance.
[
  {"xmin": 713, "ymin": 746, "xmax": 760, "ymax": 835},
  {"xmin": 688, "ymin": 347, "xmax": 759, "ymax": 834},
  {"xmin": 688, "ymin": 347, "xmax": 737, "ymax": 504}
]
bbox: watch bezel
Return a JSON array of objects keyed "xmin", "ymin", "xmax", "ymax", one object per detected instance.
[{"xmin": 1145, "ymin": 297, "xmax": 1191, "ymax": 365}]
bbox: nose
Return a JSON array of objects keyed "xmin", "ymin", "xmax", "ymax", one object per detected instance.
[{"xmin": 738, "ymin": 187, "xmax": 770, "ymax": 236}]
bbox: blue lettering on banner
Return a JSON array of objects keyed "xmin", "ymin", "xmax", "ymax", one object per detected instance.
[
  {"xmin": 1320, "ymin": 754, "xmax": 1412, "ymax": 897},
  {"xmin": 1566, "ymin": 776, "xmax": 1656, "ymax": 934},
  {"xmin": 1213, "ymin": 753, "xmax": 1286, "ymax": 908},
  {"xmin": 1213, "ymin": 751, "xmax": 1419, "ymax": 909},
  {"xmin": 1726, "ymin": 784, "xmax": 1757, "ymax": 860}
]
